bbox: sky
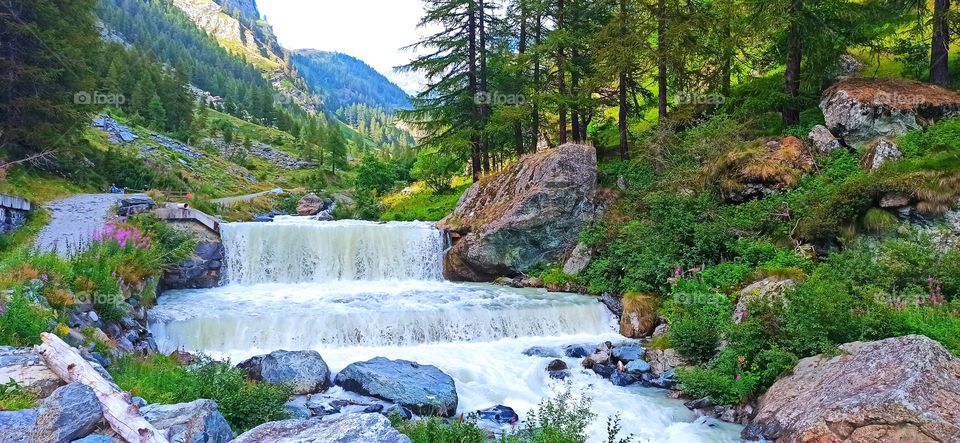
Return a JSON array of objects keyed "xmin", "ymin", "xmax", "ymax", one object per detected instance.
[{"xmin": 256, "ymin": 0, "xmax": 431, "ymax": 94}]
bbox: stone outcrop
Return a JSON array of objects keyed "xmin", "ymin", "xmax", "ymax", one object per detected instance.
[
  {"xmin": 296, "ymin": 193, "xmax": 324, "ymax": 216},
  {"xmin": 0, "ymin": 346, "xmax": 63, "ymax": 397},
  {"xmin": 162, "ymin": 240, "xmax": 224, "ymax": 290},
  {"xmin": 0, "ymin": 409, "xmax": 38, "ymax": 442},
  {"xmin": 334, "ymin": 357, "xmax": 458, "ymax": 417},
  {"xmin": 438, "ymin": 144, "xmax": 598, "ymax": 281},
  {"xmin": 861, "ymin": 137, "xmax": 904, "ymax": 170},
  {"xmin": 237, "ymin": 350, "xmax": 331, "ymax": 395},
  {"xmin": 709, "ymin": 136, "xmax": 815, "ymax": 203},
  {"xmin": 232, "ymin": 413, "xmax": 411, "ymax": 443},
  {"xmin": 141, "ymin": 399, "xmax": 233, "ymax": 443},
  {"xmin": 743, "ymin": 335, "xmax": 960, "ymax": 442},
  {"xmin": 808, "ymin": 124, "xmax": 843, "ymax": 154},
  {"xmin": 821, "ymin": 78, "xmax": 960, "ymax": 147},
  {"xmin": 619, "ymin": 293, "xmax": 660, "ymax": 338},
  {"xmin": 733, "ymin": 278, "xmax": 795, "ymax": 324},
  {"xmin": 31, "ymin": 383, "xmax": 103, "ymax": 443}
]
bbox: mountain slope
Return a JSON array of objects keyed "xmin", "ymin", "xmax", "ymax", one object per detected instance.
[{"xmin": 292, "ymin": 50, "xmax": 412, "ymax": 113}]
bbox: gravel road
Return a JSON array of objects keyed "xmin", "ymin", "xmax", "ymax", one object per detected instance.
[{"xmin": 34, "ymin": 194, "xmax": 131, "ymax": 256}]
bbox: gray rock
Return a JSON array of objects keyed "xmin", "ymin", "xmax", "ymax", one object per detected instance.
[
  {"xmin": 808, "ymin": 125, "xmax": 842, "ymax": 154},
  {"xmin": 744, "ymin": 335, "xmax": 960, "ymax": 442},
  {"xmin": 238, "ymin": 350, "xmax": 330, "ymax": 395},
  {"xmin": 862, "ymin": 137, "xmax": 903, "ymax": 170},
  {"xmin": 151, "ymin": 134, "xmax": 201, "ymax": 159},
  {"xmin": 562, "ymin": 242, "xmax": 592, "ymax": 275},
  {"xmin": 734, "ymin": 278, "xmax": 795, "ymax": 324},
  {"xmin": 335, "ymin": 357, "xmax": 458, "ymax": 417},
  {"xmin": 563, "ymin": 344, "xmax": 593, "ymax": 358},
  {"xmin": 624, "ymin": 359, "xmax": 651, "ymax": 374},
  {"xmin": 231, "ymin": 413, "xmax": 411, "ymax": 443},
  {"xmin": 581, "ymin": 342, "xmax": 612, "ymax": 369},
  {"xmin": 821, "ymin": 78, "xmax": 960, "ymax": 147},
  {"xmin": 162, "ymin": 241, "xmax": 224, "ymax": 290},
  {"xmin": 296, "ymin": 193, "xmax": 324, "ymax": 216},
  {"xmin": 142, "ymin": 399, "xmax": 233, "ymax": 443},
  {"xmin": 522, "ymin": 346, "xmax": 561, "ymax": 358},
  {"xmin": 284, "ymin": 402, "xmax": 312, "ymax": 420},
  {"xmin": 0, "ymin": 346, "xmax": 63, "ymax": 397},
  {"xmin": 611, "ymin": 343, "xmax": 644, "ymax": 363},
  {"xmin": 438, "ymin": 144, "xmax": 598, "ymax": 281},
  {"xmin": 545, "ymin": 359, "xmax": 567, "ymax": 372},
  {"xmin": 383, "ymin": 404, "xmax": 413, "ymax": 420},
  {"xmin": 32, "ymin": 383, "xmax": 103, "ymax": 443},
  {"xmin": 610, "ymin": 370, "xmax": 639, "ymax": 387},
  {"xmin": 0, "ymin": 409, "xmax": 38, "ymax": 443},
  {"xmin": 599, "ymin": 293, "xmax": 623, "ymax": 317},
  {"xmin": 879, "ymin": 192, "xmax": 912, "ymax": 208}
]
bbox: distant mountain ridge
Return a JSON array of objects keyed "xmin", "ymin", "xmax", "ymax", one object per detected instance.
[{"xmin": 292, "ymin": 50, "xmax": 412, "ymax": 114}]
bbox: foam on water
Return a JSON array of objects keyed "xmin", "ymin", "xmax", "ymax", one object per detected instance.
[{"xmin": 221, "ymin": 218, "xmax": 444, "ymax": 284}]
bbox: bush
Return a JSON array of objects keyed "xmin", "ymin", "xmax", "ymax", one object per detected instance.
[
  {"xmin": 0, "ymin": 289, "xmax": 53, "ymax": 346},
  {"xmin": 391, "ymin": 416, "xmax": 487, "ymax": 443},
  {"xmin": 110, "ymin": 354, "xmax": 291, "ymax": 433},
  {"xmin": 0, "ymin": 381, "xmax": 36, "ymax": 411},
  {"xmin": 663, "ymin": 281, "xmax": 732, "ymax": 363}
]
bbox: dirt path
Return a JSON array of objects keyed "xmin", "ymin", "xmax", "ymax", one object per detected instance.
[
  {"xmin": 210, "ymin": 187, "xmax": 284, "ymax": 206},
  {"xmin": 34, "ymin": 194, "xmax": 132, "ymax": 256}
]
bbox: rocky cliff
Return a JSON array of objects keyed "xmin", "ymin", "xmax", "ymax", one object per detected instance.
[{"xmin": 438, "ymin": 144, "xmax": 598, "ymax": 281}]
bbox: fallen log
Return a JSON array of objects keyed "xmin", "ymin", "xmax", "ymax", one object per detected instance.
[{"xmin": 38, "ymin": 332, "xmax": 170, "ymax": 443}]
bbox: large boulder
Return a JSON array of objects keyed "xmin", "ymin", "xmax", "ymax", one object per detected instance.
[
  {"xmin": 619, "ymin": 293, "xmax": 660, "ymax": 338},
  {"xmin": 0, "ymin": 346, "xmax": 63, "ymax": 397},
  {"xmin": 821, "ymin": 78, "xmax": 960, "ymax": 147},
  {"xmin": 334, "ymin": 357, "xmax": 458, "ymax": 417},
  {"xmin": 437, "ymin": 144, "xmax": 598, "ymax": 281},
  {"xmin": 141, "ymin": 399, "xmax": 233, "ymax": 443},
  {"xmin": 709, "ymin": 136, "xmax": 815, "ymax": 203},
  {"xmin": 0, "ymin": 409, "xmax": 37, "ymax": 443},
  {"xmin": 236, "ymin": 350, "xmax": 330, "ymax": 395},
  {"xmin": 31, "ymin": 383, "xmax": 103, "ymax": 443},
  {"xmin": 296, "ymin": 193, "xmax": 324, "ymax": 216},
  {"xmin": 743, "ymin": 335, "xmax": 960, "ymax": 442},
  {"xmin": 232, "ymin": 413, "xmax": 411, "ymax": 443}
]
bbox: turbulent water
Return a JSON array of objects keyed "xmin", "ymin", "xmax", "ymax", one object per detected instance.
[{"xmin": 149, "ymin": 218, "xmax": 743, "ymax": 442}]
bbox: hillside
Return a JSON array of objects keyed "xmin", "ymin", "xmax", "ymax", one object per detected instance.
[{"xmin": 292, "ymin": 50, "xmax": 412, "ymax": 113}]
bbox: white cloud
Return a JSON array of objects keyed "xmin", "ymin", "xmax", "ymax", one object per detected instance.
[{"xmin": 257, "ymin": 0, "xmax": 430, "ymax": 94}]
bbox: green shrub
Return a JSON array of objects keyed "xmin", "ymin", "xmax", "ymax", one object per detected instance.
[
  {"xmin": 897, "ymin": 118, "xmax": 960, "ymax": 158},
  {"xmin": 0, "ymin": 381, "xmax": 36, "ymax": 411},
  {"xmin": 110, "ymin": 355, "xmax": 291, "ymax": 433},
  {"xmin": 663, "ymin": 281, "xmax": 732, "ymax": 363},
  {"xmin": 0, "ymin": 289, "xmax": 53, "ymax": 346},
  {"xmin": 391, "ymin": 416, "xmax": 488, "ymax": 443}
]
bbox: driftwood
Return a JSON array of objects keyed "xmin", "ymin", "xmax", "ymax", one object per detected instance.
[{"xmin": 37, "ymin": 333, "xmax": 170, "ymax": 443}]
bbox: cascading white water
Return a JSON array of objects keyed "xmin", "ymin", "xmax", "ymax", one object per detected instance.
[
  {"xmin": 221, "ymin": 218, "xmax": 444, "ymax": 284},
  {"xmin": 149, "ymin": 217, "xmax": 744, "ymax": 442}
]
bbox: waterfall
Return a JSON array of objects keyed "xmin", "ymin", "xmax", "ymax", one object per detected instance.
[{"xmin": 221, "ymin": 218, "xmax": 445, "ymax": 284}]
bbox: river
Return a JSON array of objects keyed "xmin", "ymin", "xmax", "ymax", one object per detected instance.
[{"xmin": 148, "ymin": 218, "xmax": 743, "ymax": 442}]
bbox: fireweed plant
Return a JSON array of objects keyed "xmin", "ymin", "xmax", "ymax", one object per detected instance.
[{"xmin": 0, "ymin": 214, "xmax": 195, "ymax": 344}]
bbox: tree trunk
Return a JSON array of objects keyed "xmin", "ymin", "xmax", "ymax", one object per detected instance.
[
  {"xmin": 618, "ymin": 0, "xmax": 630, "ymax": 159},
  {"xmin": 468, "ymin": 0, "xmax": 482, "ymax": 181},
  {"xmin": 930, "ymin": 0, "xmax": 951, "ymax": 87},
  {"xmin": 532, "ymin": 11, "xmax": 543, "ymax": 150},
  {"xmin": 657, "ymin": 0, "xmax": 668, "ymax": 128},
  {"xmin": 515, "ymin": 0, "xmax": 528, "ymax": 154},
  {"xmin": 479, "ymin": 0, "xmax": 491, "ymax": 174},
  {"xmin": 557, "ymin": 0, "xmax": 568, "ymax": 145},
  {"xmin": 783, "ymin": 0, "xmax": 803, "ymax": 125},
  {"xmin": 39, "ymin": 333, "xmax": 171, "ymax": 443}
]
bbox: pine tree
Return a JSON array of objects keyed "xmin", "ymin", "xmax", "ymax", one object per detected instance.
[
  {"xmin": 930, "ymin": 0, "xmax": 951, "ymax": 86},
  {"xmin": 0, "ymin": 0, "xmax": 100, "ymax": 158}
]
